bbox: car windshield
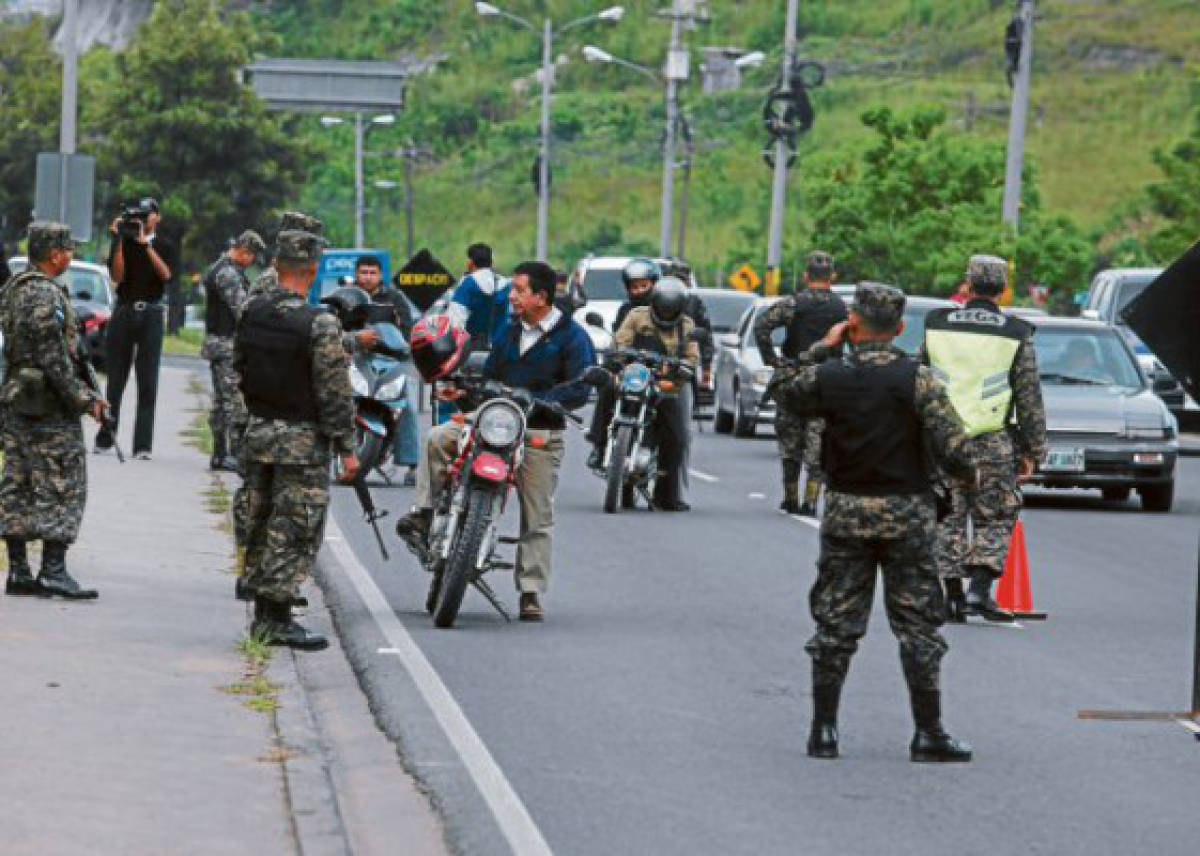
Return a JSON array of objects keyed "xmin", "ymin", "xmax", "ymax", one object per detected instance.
[
  {"xmin": 699, "ymin": 292, "xmax": 756, "ymax": 332},
  {"xmin": 581, "ymin": 267, "xmax": 628, "ymax": 301},
  {"xmin": 1112, "ymin": 274, "xmax": 1157, "ymax": 323},
  {"xmin": 1035, "ymin": 327, "xmax": 1143, "ymax": 390}
]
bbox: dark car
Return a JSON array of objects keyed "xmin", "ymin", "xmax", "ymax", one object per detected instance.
[
  {"xmin": 6, "ymin": 257, "xmax": 114, "ymax": 370},
  {"xmin": 1026, "ymin": 315, "xmax": 1177, "ymax": 511}
]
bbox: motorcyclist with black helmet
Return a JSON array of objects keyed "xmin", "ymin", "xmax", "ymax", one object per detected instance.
[{"xmin": 608, "ymin": 277, "xmax": 700, "ymax": 511}]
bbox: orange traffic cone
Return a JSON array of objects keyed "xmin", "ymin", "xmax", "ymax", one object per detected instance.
[{"xmin": 996, "ymin": 518, "xmax": 1047, "ymax": 620}]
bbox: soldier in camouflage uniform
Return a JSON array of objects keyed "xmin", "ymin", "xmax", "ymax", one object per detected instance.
[
  {"xmin": 922, "ymin": 255, "xmax": 1046, "ymax": 622},
  {"xmin": 754, "ymin": 251, "xmax": 848, "ymax": 516},
  {"xmin": 769, "ymin": 283, "xmax": 977, "ymax": 763},
  {"xmin": 201, "ymin": 229, "xmax": 264, "ymax": 471},
  {"xmin": 233, "ymin": 229, "xmax": 359, "ymax": 650},
  {"xmin": 0, "ymin": 222, "xmax": 106, "ymax": 599}
]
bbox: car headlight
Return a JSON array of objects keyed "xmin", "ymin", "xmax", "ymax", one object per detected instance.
[
  {"xmin": 476, "ymin": 402, "xmax": 523, "ymax": 448},
  {"xmin": 620, "ymin": 363, "xmax": 652, "ymax": 394},
  {"xmin": 752, "ymin": 368, "xmax": 774, "ymax": 387},
  {"xmin": 376, "ymin": 375, "xmax": 407, "ymax": 401},
  {"xmin": 349, "ymin": 364, "xmax": 369, "ymax": 396}
]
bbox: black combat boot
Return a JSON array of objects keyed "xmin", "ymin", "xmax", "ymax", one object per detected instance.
[
  {"xmin": 807, "ymin": 680, "xmax": 842, "ymax": 759},
  {"xmin": 4, "ymin": 537, "xmax": 37, "ymax": 596},
  {"xmin": 944, "ymin": 577, "xmax": 967, "ymax": 624},
  {"xmin": 251, "ymin": 597, "xmax": 328, "ymax": 651},
  {"xmin": 779, "ymin": 483, "xmax": 801, "ymax": 515},
  {"xmin": 36, "ymin": 541, "xmax": 98, "ymax": 600},
  {"xmin": 395, "ymin": 508, "xmax": 434, "ymax": 563},
  {"xmin": 209, "ymin": 431, "xmax": 239, "ymax": 472},
  {"xmin": 909, "ymin": 689, "xmax": 972, "ymax": 763},
  {"xmin": 964, "ymin": 567, "xmax": 1014, "ymax": 622}
]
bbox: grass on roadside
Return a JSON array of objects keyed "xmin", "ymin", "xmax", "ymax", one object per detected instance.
[
  {"xmin": 163, "ymin": 328, "xmax": 203, "ymax": 358},
  {"xmin": 223, "ymin": 629, "xmax": 281, "ymax": 715}
]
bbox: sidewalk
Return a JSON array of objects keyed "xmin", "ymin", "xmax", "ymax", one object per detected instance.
[{"xmin": 0, "ymin": 364, "xmax": 445, "ymax": 856}]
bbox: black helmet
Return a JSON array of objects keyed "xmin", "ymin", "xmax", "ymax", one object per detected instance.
[
  {"xmin": 320, "ymin": 285, "xmax": 370, "ymax": 330},
  {"xmin": 621, "ymin": 258, "xmax": 661, "ymax": 291},
  {"xmin": 650, "ymin": 276, "xmax": 688, "ymax": 329}
]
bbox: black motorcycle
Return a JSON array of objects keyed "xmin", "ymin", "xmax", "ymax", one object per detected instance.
[{"xmin": 588, "ymin": 348, "xmax": 693, "ymax": 514}]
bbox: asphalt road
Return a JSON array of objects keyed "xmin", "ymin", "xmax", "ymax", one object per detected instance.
[{"xmin": 318, "ymin": 414, "xmax": 1200, "ymax": 856}]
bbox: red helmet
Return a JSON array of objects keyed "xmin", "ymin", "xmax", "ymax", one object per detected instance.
[{"xmin": 411, "ymin": 314, "xmax": 470, "ymax": 382}]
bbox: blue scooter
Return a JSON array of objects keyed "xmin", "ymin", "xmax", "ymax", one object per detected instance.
[{"xmin": 343, "ymin": 320, "xmax": 419, "ymax": 482}]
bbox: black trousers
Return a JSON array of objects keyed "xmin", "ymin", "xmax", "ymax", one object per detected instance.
[{"xmin": 100, "ymin": 302, "xmax": 164, "ymax": 454}]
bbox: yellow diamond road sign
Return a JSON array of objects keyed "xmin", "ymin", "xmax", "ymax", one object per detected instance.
[{"xmin": 729, "ymin": 264, "xmax": 761, "ymax": 292}]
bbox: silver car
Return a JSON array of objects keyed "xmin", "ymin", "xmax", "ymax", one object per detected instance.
[
  {"xmin": 1026, "ymin": 315, "xmax": 1178, "ymax": 512},
  {"xmin": 713, "ymin": 293, "xmax": 953, "ymax": 437}
]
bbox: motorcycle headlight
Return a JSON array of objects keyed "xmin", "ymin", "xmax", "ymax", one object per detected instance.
[
  {"xmin": 476, "ymin": 402, "xmax": 523, "ymax": 448},
  {"xmin": 621, "ymin": 363, "xmax": 652, "ymax": 394},
  {"xmin": 349, "ymin": 364, "xmax": 369, "ymax": 396},
  {"xmin": 376, "ymin": 375, "xmax": 407, "ymax": 401}
]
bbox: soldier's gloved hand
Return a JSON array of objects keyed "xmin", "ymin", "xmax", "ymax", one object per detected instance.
[{"xmin": 339, "ymin": 453, "xmax": 361, "ymax": 483}]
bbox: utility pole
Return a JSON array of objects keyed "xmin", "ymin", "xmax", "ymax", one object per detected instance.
[
  {"xmin": 765, "ymin": 0, "xmax": 800, "ymax": 296},
  {"xmin": 1001, "ymin": 0, "xmax": 1034, "ymax": 230},
  {"xmin": 58, "ymin": 0, "xmax": 78, "ymax": 223},
  {"xmin": 402, "ymin": 141, "xmax": 416, "ymax": 260},
  {"xmin": 353, "ymin": 112, "xmax": 365, "ymax": 247},
  {"xmin": 536, "ymin": 18, "xmax": 553, "ymax": 261},
  {"xmin": 659, "ymin": 0, "xmax": 685, "ymax": 258},
  {"xmin": 675, "ymin": 113, "xmax": 693, "ymax": 258}
]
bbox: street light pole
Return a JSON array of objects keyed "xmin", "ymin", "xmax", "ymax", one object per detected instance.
[
  {"xmin": 353, "ymin": 112, "xmax": 365, "ymax": 247},
  {"xmin": 537, "ymin": 17, "xmax": 553, "ymax": 262},
  {"xmin": 1002, "ymin": 0, "xmax": 1035, "ymax": 230},
  {"xmin": 659, "ymin": 0, "xmax": 684, "ymax": 258},
  {"xmin": 676, "ymin": 113, "xmax": 693, "ymax": 258},
  {"xmin": 765, "ymin": 0, "xmax": 800, "ymax": 296},
  {"xmin": 58, "ymin": 0, "xmax": 78, "ymax": 223},
  {"xmin": 403, "ymin": 143, "xmax": 416, "ymax": 260}
]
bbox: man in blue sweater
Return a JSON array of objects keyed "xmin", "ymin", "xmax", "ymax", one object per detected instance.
[
  {"xmin": 397, "ymin": 261, "xmax": 594, "ymax": 621},
  {"xmin": 448, "ymin": 242, "xmax": 510, "ymax": 350}
]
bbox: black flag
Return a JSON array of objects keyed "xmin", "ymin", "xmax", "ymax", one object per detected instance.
[{"xmin": 1121, "ymin": 240, "xmax": 1200, "ymax": 401}]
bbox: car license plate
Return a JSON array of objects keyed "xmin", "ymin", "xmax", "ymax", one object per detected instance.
[{"xmin": 1042, "ymin": 447, "xmax": 1085, "ymax": 472}]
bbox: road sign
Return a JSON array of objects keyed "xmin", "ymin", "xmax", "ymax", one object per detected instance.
[
  {"xmin": 242, "ymin": 58, "xmax": 410, "ymax": 113},
  {"xmin": 729, "ymin": 263, "xmax": 761, "ymax": 292},
  {"xmin": 34, "ymin": 152, "xmax": 94, "ymax": 241}
]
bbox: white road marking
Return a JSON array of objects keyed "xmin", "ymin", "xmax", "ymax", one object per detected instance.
[
  {"xmin": 748, "ymin": 492, "xmax": 765, "ymax": 500},
  {"xmin": 788, "ymin": 514, "xmax": 820, "ymax": 530},
  {"xmin": 688, "ymin": 468, "xmax": 720, "ymax": 483},
  {"xmin": 376, "ymin": 647, "xmax": 402, "ymax": 655},
  {"xmin": 325, "ymin": 519, "xmax": 554, "ymax": 856}
]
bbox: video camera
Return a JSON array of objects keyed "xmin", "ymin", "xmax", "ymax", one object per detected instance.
[{"xmin": 117, "ymin": 205, "xmax": 148, "ymax": 239}]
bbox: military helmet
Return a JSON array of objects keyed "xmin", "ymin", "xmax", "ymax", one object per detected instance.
[
  {"xmin": 966, "ymin": 254, "xmax": 1008, "ymax": 295},
  {"xmin": 320, "ymin": 285, "xmax": 370, "ymax": 330},
  {"xmin": 852, "ymin": 282, "xmax": 906, "ymax": 329},
  {"xmin": 650, "ymin": 276, "xmax": 688, "ymax": 329},
  {"xmin": 621, "ymin": 258, "xmax": 662, "ymax": 290},
  {"xmin": 26, "ymin": 221, "xmax": 77, "ymax": 262}
]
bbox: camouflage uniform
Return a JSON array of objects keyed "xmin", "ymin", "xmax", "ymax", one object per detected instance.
[
  {"xmin": 923, "ymin": 257, "xmax": 1047, "ymax": 582},
  {"xmin": 768, "ymin": 285, "xmax": 976, "ymax": 693},
  {"xmin": 0, "ymin": 225, "xmax": 98, "ymax": 544},
  {"xmin": 754, "ymin": 264, "xmax": 845, "ymax": 507},
  {"xmin": 234, "ymin": 230, "xmax": 354, "ymax": 604},
  {"xmin": 201, "ymin": 234, "xmax": 260, "ymax": 457}
]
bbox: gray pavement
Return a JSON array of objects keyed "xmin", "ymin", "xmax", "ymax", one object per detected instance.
[
  {"xmin": 0, "ymin": 365, "xmax": 445, "ymax": 856},
  {"xmin": 323, "ymin": 412, "xmax": 1200, "ymax": 856}
]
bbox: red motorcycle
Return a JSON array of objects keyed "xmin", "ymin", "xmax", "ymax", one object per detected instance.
[{"xmin": 423, "ymin": 377, "xmax": 580, "ymax": 628}]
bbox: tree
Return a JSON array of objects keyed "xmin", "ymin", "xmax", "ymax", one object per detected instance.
[
  {"xmin": 1145, "ymin": 105, "xmax": 1200, "ymax": 262},
  {"xmin": 0, "ymin": 17, "xmax": 62, "ymax": 243},
  {"xmin": 804, "ymin": 106, "xmax": 1092, "ymax": 301},
  {"xmin": 88, "ymin": 0, "xmax": 311, "ymax": 267}
]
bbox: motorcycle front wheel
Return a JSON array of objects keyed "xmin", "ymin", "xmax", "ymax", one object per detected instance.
[
  {"xmin": 603, "ymin": 423, "xmax": 635, "ymax": 514},
  {"xmin": 434, "ymin": 489, "xmax": 492, "ymax": 628}
]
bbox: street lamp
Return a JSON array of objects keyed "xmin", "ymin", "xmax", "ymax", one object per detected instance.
[
  {"xmin": 320, "ymin": 112, "xmax": 395, "ymax": 247},
  {"xmin": 477, "ymin": 3, "xmax": 624, "ymax": 261}
]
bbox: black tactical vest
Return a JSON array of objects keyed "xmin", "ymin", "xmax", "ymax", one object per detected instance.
[
  {"xmin": 816, "ymin": 352, "xmax": 928, "ymax": 496},
  {"xmin": 782, "ymin": 291, "xmax": 848, "ymax": 360},
  {"xmin": 237, "ymin": 298, "xmax": 321, "ymax": 421},
  {"xmin": 204, "ymin": 258, "xmax": 240, "ymax": 338}
]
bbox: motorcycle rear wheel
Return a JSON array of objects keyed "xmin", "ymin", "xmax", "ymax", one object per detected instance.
[
  {"xmin": 603, "ymin": 424, "xmax": 635, "ymax": 514},
  {"xmin": 434, "ymin": 490, "xmax": 492, "ymax": 628}
]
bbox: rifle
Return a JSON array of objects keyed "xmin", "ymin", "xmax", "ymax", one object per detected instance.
[
  {"xmin": 76, "ymin": 348, "xmax": 125, "ymax": 463},
  {"xmin": 350, "ymin": 474, "xmax": 389, "ymax": 560}
]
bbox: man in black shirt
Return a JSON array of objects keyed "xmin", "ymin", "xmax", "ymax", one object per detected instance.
[{"xmin": 96, "ymin": 197, "xmax": 176, "ymax": 459}]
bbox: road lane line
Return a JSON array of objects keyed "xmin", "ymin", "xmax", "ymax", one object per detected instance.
[
  {"xmin": 325, "ymin": 519, "xmax": 554, "ymax": 856},
  {"xmin": 788, "ymin": 514, "xmax": 820, "ymax": 530},
  {"xmin": 688, "ymin": 468, "xmax": 720, "ymax": 483},
  {"xmin": 748, "ymin": 492, "xmax": 765, "ymax": 500}
]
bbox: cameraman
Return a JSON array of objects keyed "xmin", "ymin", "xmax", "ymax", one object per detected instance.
[{"xmin": 96, "ymin": 197, "xmax": 176, "ymax": 459}]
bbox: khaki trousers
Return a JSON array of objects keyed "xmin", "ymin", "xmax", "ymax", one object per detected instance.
[{"xmin": 416, "ymin": 419, "xmax": 565, "ymax": 594}]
